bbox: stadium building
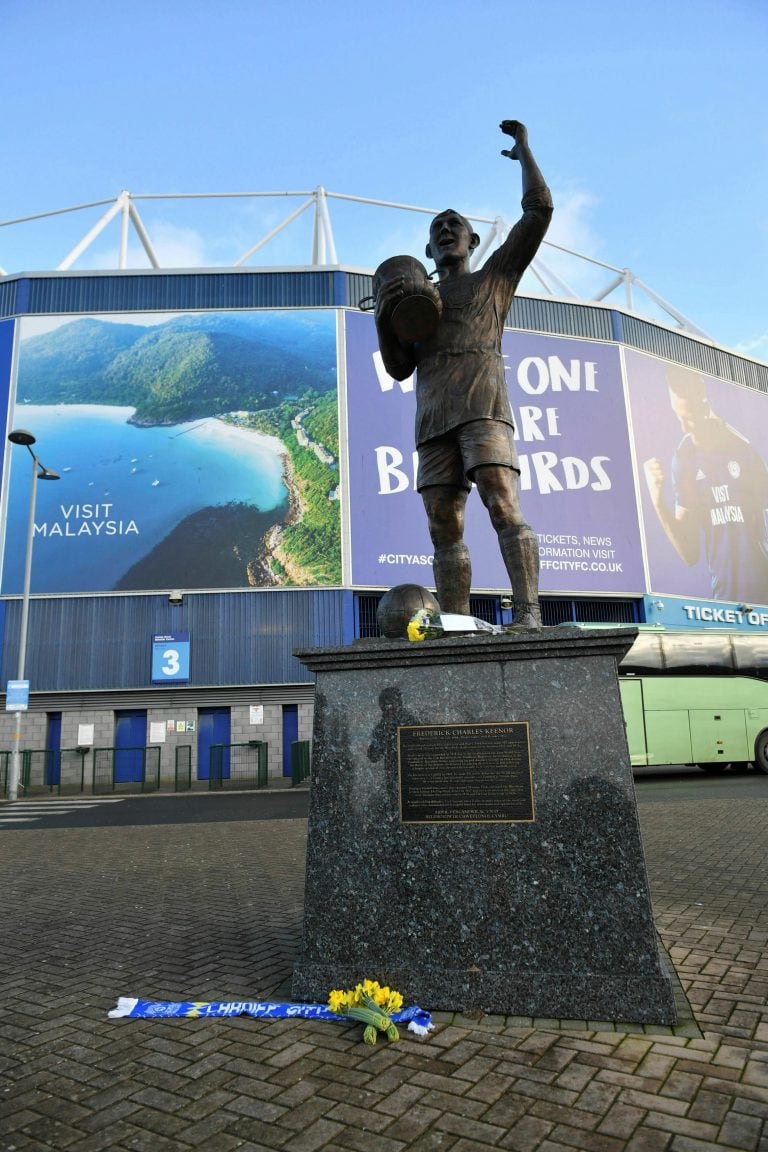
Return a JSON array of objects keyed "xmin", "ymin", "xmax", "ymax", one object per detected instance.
[{"xmin": 1, "ymin": 189, "xmax": 767, "ymax": 791}]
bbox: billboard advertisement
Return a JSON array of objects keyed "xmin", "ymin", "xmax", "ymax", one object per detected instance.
[
  {"xmin": 1, "ymin": 310, "xmax": 341, "ymax": 594},
  {"xmin": 625, "ymin": 348, "xmax": 768, "ymax": 607},
  {"xmin": 345, "ymin": 310, "xmax": 645, "ymax": 595}
]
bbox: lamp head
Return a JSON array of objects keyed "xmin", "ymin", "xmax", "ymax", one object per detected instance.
[
  {"xmin": 38, "ymin": 468, "xmax": 60, "ymax": 481},
  {"xmin": 8, "ymin": 429, "xmax": 36, "ymax": 447}
]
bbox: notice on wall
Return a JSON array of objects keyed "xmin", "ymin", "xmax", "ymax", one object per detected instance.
[
  {"xmin": 149, "ymin": 721, "xmax": 166, "ymax": 744},
  {"xmin": 77, "ymin": 723, "xmax": 94, "ymax": 747},
  {"xmin": 250, "ymin": 705, "xmax": 264, "ymax": 725}
]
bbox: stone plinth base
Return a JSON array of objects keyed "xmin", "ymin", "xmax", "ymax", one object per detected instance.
[{"xmin": 292, "ymin": 628, "xmax": 677, "ymax": 1024}]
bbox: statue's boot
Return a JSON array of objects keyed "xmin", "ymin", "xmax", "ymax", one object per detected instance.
[
  {"xmin": 431, "ymin": 543, "xmax": 471, "ymax": 615},
  {"xmin": 498, "ymin": 524, "xmax": 542, "ymax": 630}
]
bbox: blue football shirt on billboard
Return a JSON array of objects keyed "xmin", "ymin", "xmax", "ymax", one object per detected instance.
[{"xmin": 151, "ymin": 632, "xmax": 190, "ymax": 683}]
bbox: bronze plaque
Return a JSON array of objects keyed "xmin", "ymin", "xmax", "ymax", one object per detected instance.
[{"xmin": 398, "ymin": 722, "xmax": 534, "ymax": 824}]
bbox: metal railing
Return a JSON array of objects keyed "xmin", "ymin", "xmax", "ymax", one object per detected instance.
[
  {"xmin": 92, "ymin": 745, "xmax": 161, "ymax": 793},
  {"xmin": 291, "ymin": 740, "xmax": 311, "ymax": 787},
  {"xmin": 0, "ymin": 742, "xmax": 283, "ymax": 795},
  {"xmin": 209, "ymin": 741, "xmax": 268, "ymax": 790},
  {"xmin": 175, "ymin": 745, "xmax": 192, "ymax": 791},
  {"xmin": 20, "ymin": 748, "xmax": 90, "ymax": 794}
]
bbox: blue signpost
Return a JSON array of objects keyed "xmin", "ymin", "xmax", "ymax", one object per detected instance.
[{"xmin": 5, "ymin": 680, "xmax": 30, "ymax": 711}]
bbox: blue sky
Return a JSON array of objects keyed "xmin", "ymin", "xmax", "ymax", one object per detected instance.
[{"xmin": 2, "ymin": 0, "xmax": 767, "ymax": 358}]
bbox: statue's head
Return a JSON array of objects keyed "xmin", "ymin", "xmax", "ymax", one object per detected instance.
[{"xmin": 426, "ymin": 209, "xmax": 480, "ymax": 269}]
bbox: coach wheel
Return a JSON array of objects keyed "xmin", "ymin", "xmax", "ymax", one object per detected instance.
[
  {"xmin": 696, "ymin": 762, "xmax": 727, "ymax": 773},
  {"xmin": 754, "ymin": 730, "xmax": 768, "ymax": 774}
]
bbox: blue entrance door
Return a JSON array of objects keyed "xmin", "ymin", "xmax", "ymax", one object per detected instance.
[
  {"xmin": 46, "ymin": 712, "xmax": 62, "ymax": 786},
  {"xmin": 114, "ymin": 710, "xmax": 147, "ymax": 783},
  {"xmin": 282, "ymin": 704, "xmax": 298, "ymax": 777},
  {"xmin": 197, "ymin": 708, "xmax": 231, "ymax": 780}
]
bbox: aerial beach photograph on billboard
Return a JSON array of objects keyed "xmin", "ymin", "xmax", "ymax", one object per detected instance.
[{"xmin": 1, "ymin": 309, "xmax": 341, "ymax": 594}]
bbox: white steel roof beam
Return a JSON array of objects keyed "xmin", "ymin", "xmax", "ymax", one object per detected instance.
[
  {"xmin": 313, "ymin": 187, "xmax": 337, "ymax": 266},
  {"xmin": 530, "ymin": 256, "xmax": 578, "ymax": 299},
  {"xmin": 592, "ymin": 272, "xmax": 626, "ymax": 302},
  {"xmin": 57, "ymin": 194, "xmax": 125, "ymax": 271},
  {"xmin": 528, "ymin": 261, "xmax": 557, "ymax": 295},
  {"xmin": 312, "ymin": 191, "xmax": 324, "ymax": 265},
  {"xmin": 631, "ymin": 276, "xmax": 711, "ymax": 338},
  {"xmin": 0, "ymin": 186, "xmax": 710, "ymax": 339},
  {"xmin": 119, "ymin": 196, "xmax": 130, "ymax": 269},
  {"xmin": 127, "ymin": 200, "xmax": 161, "ymax": 268},
  {"xmin": 471, "ymin": 218, "xmax": 507, "ymax": 269},
  {"xmin": 0, "ymin": 198, "xmax": 118, "ymax": 229},
  {"xmin": 234, "ymin": 196, "xmax": 316, "ymax": 266}
]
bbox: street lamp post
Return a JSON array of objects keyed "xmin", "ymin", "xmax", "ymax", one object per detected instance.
[{"xmin": 6, "ymin": 430, "xmax": 59, "ymax": 802}]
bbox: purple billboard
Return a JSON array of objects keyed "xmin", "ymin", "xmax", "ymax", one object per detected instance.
[
  {"xmin": 345, "ymin": 311, "xmax": 645, "ymax": 595},
  {"xmin": 625, "ymin": 348, "xmax": 768, "ymax": 606}
]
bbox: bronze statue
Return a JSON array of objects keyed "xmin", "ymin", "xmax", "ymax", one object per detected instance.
[{"xmin": 374, "ymin": 120, "xmax": 553, "ymax": 629}]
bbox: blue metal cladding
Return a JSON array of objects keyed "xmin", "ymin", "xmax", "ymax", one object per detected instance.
[
  {"xmin": 508, "ymin": 297, "xmax": 614, "ymax": 341},
  {"xmin": 621, "ymin": 314, "xmax": 768, "ymax": 393},
  {"xmin": 1, "ymin": 268, "xmax": 765, "ymax": 396},
  {"xmin": 0, "ymin": 319, "xmax": 14, "ymax": 451},
  {"xmin": 0, "ymin": 280, "xmax": 20, "ymax": 317},
  {"xmin": 343, "ymin": 272, "xmax": 374, "ymax": 308},
  {"xmin": 342, "ymin": 278, "xmax": 613, "ymax": 342},
  {"xmin": 0, "ymin": 589, "xmax": 350, "ymax": 692},
  {"xmin": 18, "ymin": 271, "xmax": 337, "ymax": 316}
]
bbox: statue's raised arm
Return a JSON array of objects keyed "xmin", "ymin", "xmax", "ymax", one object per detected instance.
[{"xmin": 500, "ymin": 120, "xmax": 549, "ymax": 197}]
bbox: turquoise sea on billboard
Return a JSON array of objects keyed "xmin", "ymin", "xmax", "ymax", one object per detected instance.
[{"xmin": 1, "ymin": 405, "xmax": 288, "ymax": 594}]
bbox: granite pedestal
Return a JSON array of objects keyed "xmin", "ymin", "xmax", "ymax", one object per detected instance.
[{"xmin": 292, "ymin": 627, "xmax": 677, "ymax": 1024}]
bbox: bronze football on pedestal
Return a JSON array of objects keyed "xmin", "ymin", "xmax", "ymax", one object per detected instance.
[{"xmin": 376, "ymin": 584, "xmax": 441, "ymax": 638}]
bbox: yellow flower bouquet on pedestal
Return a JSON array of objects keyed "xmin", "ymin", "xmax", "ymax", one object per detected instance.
[
  {"xmin": 406, "ymin": 608, "xmax": 444, "ymax": 642},
  {"xmin": 327, "ymin": 979, "xmax": 405, "ymax": 1045}
]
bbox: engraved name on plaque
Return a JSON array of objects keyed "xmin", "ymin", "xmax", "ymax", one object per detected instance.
[{"xmin": 398, "ymin": 722, "xmax": 534, "ymax": 824}]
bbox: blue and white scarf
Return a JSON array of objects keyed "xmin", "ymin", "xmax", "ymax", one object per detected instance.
[{"xmin": 109, "ymin": 997, "xmax": 433, "ymax": 1035}]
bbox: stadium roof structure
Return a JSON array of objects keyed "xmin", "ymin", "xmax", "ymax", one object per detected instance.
[{"xmin": 0, "ymin": 186, "xmax": 710, "ymax": 339}]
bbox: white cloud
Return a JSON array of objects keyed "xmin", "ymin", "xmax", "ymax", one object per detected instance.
[
  {"xmin": 546, "ymin": 186, "xmax": 602, "ymax": 258},
  {"xmin": 76, "ymin": 221, "xmax": 210, "ymax": 270},
  {"xmin": 150, "ymin": 222, "xmax": 209, "ymax": 268},
  {"xmin": 518, "ymin": 184, "xmax": 610, "ymax": 300},
  {"xmin": 735, "ymin": 331, "xmax": 768, "ymax": 363}
]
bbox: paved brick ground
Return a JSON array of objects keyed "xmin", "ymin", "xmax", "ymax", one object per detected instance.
[{"xmin": 0, "ymin": 789, "xmax": 766, "ymax": 1152}]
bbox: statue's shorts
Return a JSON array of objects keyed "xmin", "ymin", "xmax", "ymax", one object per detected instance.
[{"xmin": 416, "ymin": 418, "xmax": 520, "ymax": 492}]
